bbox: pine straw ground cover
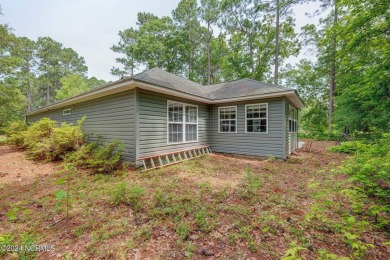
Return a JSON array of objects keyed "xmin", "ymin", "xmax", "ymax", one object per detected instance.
[{"xmin": 0, "ymin": 141, "xmax": 389, "ymax": 259}]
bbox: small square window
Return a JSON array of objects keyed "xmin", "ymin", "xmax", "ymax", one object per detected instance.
[{"xmin": 63, "ymin": 108, "xmax": 72, "ymax": 115}]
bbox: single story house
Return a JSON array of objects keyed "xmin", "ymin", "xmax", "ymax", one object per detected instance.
[{"xmin": 26, "ymin": 68, "xmax": 303, "ymax": 168}]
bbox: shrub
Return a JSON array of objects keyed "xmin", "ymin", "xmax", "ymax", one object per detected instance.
[
  {"xmin": 110, "ymin": 182, "xmax": 145, "ymax": 211},
  {"xmin": 5, "ymin": 117, "xmax": 127, "ymax": 174},
  {"xmin": 329, "ymin": 141, "xmax": 369, "ymax": 154},
  {"xmin": 6, "ymin": 117, "xmax": 85, "ymax": 161},
  {"xmin": 6, "ymin": 120, "xmax": 28, "ymax": 146},
  {"xmin": 331, "ymin": 134, "xmax": 390, "ymax": 202},
  {"xmin": 65, "ymin": 139, "xmax": 125, "ymax": 174}
]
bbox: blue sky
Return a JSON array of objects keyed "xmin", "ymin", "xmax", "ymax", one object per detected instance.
[{"xmin": 0, "ymin": 0, "xmax": 323, "ymax": 82}]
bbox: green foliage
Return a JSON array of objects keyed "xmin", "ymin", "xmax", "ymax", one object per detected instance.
[
  {"xmin": 5, "ymin": 120, "xmax": 27, "ymax": 146},
  {"xmin": 282, "ymin": 241, "xmax": 306, "ymax": 260},
  {"xmin": 0, "ymin": 82, "xmax": 26, "ymax": 126},
  {"xmin": 110, "ymin": 182, "xmax": 145, "ymax": 211},
  {"xmin": 300, "ymin": 101, "xmax": 328, "ymax": 133},
  {"xmin": 333, "ymin": 0, "xmax": 390, "ymax": 132},
  {"xmin": 194, "ymin": 207, "xmax": 217, "ymax": 232},
  {"xmin": 56, "ymin": 74, "xmax": 90, "ymax": 101},
  {"xmin": 111, "ymin": 0, "xmax": 300, "ymax": 84},
  {"xmin": 175, "ymin": 221, "xmax": 190, "ymax": 241},
  {"xmin": 7, "ymin": 117, "xmax": 85, "ymax": 161},
  {"xmin": 332, "ymin": 135, "xmax": 390, "ymax": 202},
  {"xmin": 55, "ymin": 163, "xmax": 78, "ymax": 220},
  {"xmin": 330, "ymin": 141, "xmax": 369, "ymax": 154},
  {"xmin": 237, "ymin": 166, "xmax": 262, "ymax": 202},
  {"xmin": 5, "ymin": 207, "xmax": 20, "ymax": 221},
  {"xmin": 0, "ymin": 233, "xmax": 15, "ymax": 257},
  {"xmin": 65, "ymin": 138, "xmax": 125, "ymax": 174}
]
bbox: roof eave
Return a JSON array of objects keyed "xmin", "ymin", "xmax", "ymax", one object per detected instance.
[
  {"xmin": 26, "ymin": 79, "xmax": 136, "ymax": 116},
  {"xmin": 212, "ymin": 90, "xmax": 304, "ymax": 109},
  {"xmin": 26, "ymin": 79, "xmax": 304, "ymax": 116}
]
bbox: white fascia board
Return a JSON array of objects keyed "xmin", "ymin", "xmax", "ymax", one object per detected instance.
[
  {"xmin": 27, "ymin": 81, "xmax": 304, "ymax": 116},
  {"xmin": 212, "ymin": 91, "xmax": 304, "ymax": 109},
  {"xmin": 27, "ymin": 80, "xmax": 135, "ymax": 116}
]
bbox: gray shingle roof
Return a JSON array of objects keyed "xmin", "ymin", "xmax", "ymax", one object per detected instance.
[
  {"xmin": 134, "ymin": 68, "xmax": 207, "ymax": 98},
  {"xmin": 133, "ymin": 68, "xmax": 295, "ymax": 100},
  {"xmin": 27, "ymin": 67, "xmax": 303, "ymax": 116},
  {"xmin": 206, "ymin": 78, "xmax": 292, "ymax": 100}
]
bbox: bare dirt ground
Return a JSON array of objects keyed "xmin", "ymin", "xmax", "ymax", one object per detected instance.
[
  {"xmin": 0, "ymin": 145, "xmax": 60, "ymax": 186},
  {"xmin": 0, "ymin": 141, "xmax": 389, "ymax": 259}
]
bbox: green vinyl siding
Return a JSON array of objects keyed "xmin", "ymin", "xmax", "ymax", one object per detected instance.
[
  {"xmin": 210, "ymin": 98, "xmax": 285, "ymax": 158},
  {"xmin": 137, "ymin": 89, "xmax": 210, "ymax": 159},
  {"xmin": 26, "ymin": 90, "xmax": 136, "ymax": 162}
]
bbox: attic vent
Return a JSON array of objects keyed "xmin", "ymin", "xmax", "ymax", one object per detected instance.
[{"xmin": 63, "ymin": 108, "xmax": 72, "ymax": 115}]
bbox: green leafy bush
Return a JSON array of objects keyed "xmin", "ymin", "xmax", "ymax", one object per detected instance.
[
  {"xmin": 6, "ymin": 120, "xmax": 28, "ymax": 146},
  {"xmin": 331, "ymin": 135, "xmax": 390, "ymax": 202},
  {"xmin": 7, "ymin": 117, "xmax": 85, "ymax": 161},
  {"xmin": 330, "ymin": 141, "xmax": 369, "ymax": 154},
  {"xmin": 65, "ymin": 138, "xmax": 125, "ymax": 174},
  {"xmin": 5, "ymin": 117, "xmax": 126, "ymax": 174}
]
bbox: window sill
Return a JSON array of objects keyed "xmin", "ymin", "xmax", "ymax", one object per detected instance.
[{"xmin": 167, "ymin": 140, "xmax": 199, "ymax": 145}]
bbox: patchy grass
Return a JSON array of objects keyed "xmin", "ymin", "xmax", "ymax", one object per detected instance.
[
  {"xmin": 0, "ymin": 135, "xmax": 7, "ymax": 144},
  {"xmin": 0, "ymin": 141, "xmax": 389, "ymax": 259}
]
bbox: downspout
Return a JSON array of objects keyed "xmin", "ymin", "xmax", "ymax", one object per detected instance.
[
  {"xmin": 281, "ymin": 97, "xmax": 286, "ymax": 159},
  {"xmin": 209, "ymin": 103, "xmax": 212, "ymax": 149},
  {"xmin": 135, "ymin": 87, "xmax": 140, "ymax": 166}
]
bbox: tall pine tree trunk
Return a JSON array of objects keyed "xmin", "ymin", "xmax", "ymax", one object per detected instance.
[
  {"xmin": 46, "ymin": 86, "xmax": 50, "ymax": 105},
  {"xmin": 189, "ymin": 51, "xmax": 193, "ymax": 80},
  {"xmin": 207, "ymin": 35, "xmax": 211, "ymax": 85},
  {"xmin": 329, "ymin": 1, "xmax": 338, "ymax": 133},
  {"xmin": 274, "ymin": 0, "xmax": 280, "ymax": 85},
  {"xmin": 249, "ymin": 36, "xmax": 255, "ymax": 79},
  {"xmin": 26, "ymin": 75, "xmax": 31, "ymax": 112}
]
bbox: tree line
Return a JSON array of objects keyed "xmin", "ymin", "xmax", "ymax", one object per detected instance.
[
  {"xmin": 111, "ymin": 0, "xmax": 389, "ymax": 134},
  {"xmin": 1, "ymin": 0, "xmax": 389, "ymax": 135},
  {"xmin": 0, "ymin": 12, "xmax": 106, "ymax": 124}
]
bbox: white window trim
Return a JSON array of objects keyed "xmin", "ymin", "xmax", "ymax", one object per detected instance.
[
  {"xmin": 245, "ymin": 103, "xmax": 268, "ymax": 134},
  {"xmin": 288, "ymin": 105, "xmax": 298, "ymax": 133},
  {"xmin": 167, "ymin": 100, "xmax": 199, "ymax": 145},
  {"xmin": 218, "ymin": 106, "xmax": 238, "ymax": 133},
  {"xmin": 63, "ymin": 108, "xmax": 72, "ymax": 116}
]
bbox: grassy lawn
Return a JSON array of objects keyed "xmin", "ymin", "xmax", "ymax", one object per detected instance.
[{"xmin": 0, "ymin": 141, "xmax": 389, "ymax": 259}]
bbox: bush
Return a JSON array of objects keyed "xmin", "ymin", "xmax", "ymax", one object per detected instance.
[
  {"xmin": 7, "ymin": 117, "xmax": 85, "ymax": 161},
  {"xmin": 330, "ymin": 141, "xmax": 369, "ymax": 154},
  {"xmin": 5, "ymin": 117, "xmax": 127, "ymax": 174},
  {"xmin": 65, "ymin": 138, "xmax": 125, "ymax": 174},
  {"xmin": 331, "ymin": 135, "xmax": 390, "ymax": 202},
  {"xmin": 6, "ymin": 120, "xmax": 28, "ymax": 146}
]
